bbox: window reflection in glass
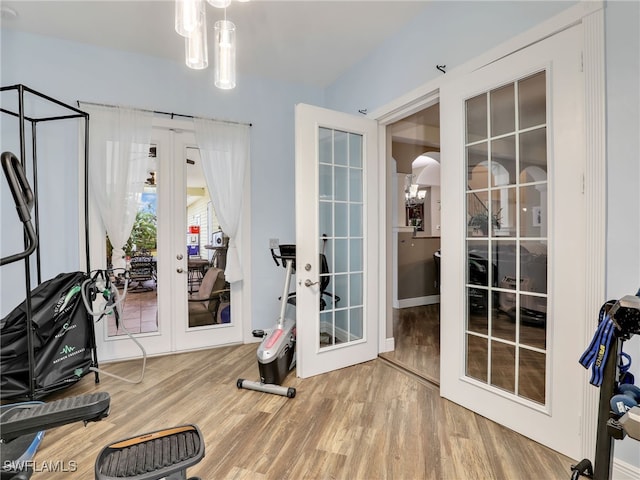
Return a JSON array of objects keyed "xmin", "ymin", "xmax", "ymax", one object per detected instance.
[
  {"xmin": 518, "ymin": 72, "xmax": 546, "ymax": 129},
  {"xmin": 491, "ymin": 135, "xmax": 516, "ymax": 187},
  {"xmin": 490, "ymin": 84, "xmax": 515, "ymax": 137},
  {"xmin": 466, "ymin": 142, "xmax": 489, "ymax": 189},
  {"xmin": 466, "ymin": 93, "xmax": 488, "ymax": 143},
  {"xmin": 464, "ymin": 71, "xmax": 549, "ymax": 406},
  {"xmin": 467, "ymin": 334, "xmax": 488, "ymax": 382}
]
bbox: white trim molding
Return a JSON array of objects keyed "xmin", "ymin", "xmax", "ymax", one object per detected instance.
[
  {"xmin": 580, "ymin": 6, "xmax": 607, "ymax": 462},
  {"xmin": 394, "ymin": 295, "xmax": 441, "ymax": 310},
  {"xmin": 613, "ymin": 458, "xmax": 640, "ymax": 480}
]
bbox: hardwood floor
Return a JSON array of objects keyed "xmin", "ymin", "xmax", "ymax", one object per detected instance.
[
  {"xmin": 34, "ymin": 343, "xmax": 575, "ymax": 479},
  {"xmin": 380, "ymin": 304, "xmax": 440, "ymax": 384}
]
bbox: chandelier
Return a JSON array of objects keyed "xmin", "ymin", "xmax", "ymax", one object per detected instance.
[{"xmin": 175, "ymin": 0, "xmax": 248, "ymax": 89}]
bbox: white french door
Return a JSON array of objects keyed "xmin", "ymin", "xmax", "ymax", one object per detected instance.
[
  {"xmin": 439, "ymin": 25, "xmax": 586, "ymax": 458},
  {"xmin": 167, "ymin": 128, "xmax": 243, "ymax": 350},
  {"xmin": 92, "ymin": 123, "xmax": 243, "ymax": 360},
  {"xmin": 294, "ymin": 103, "xmax": 379, "ymax": 378}
]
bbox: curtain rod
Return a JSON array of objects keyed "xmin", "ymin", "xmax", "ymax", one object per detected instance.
[{"xmin": 76, "ymin": 100, "xmax": 252, "ymax": 127}]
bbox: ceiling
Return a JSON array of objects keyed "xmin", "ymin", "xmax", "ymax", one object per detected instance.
[{"xmin": 0, "ymin": 0, "xmax": 430, "ymax": 88}]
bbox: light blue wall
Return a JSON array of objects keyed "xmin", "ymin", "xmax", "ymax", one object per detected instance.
[
  {"xmin": 0, "ymin": 29, "xmax": 323, "ymax": 325},
  {"xmin": 604, "ymin": 0, "xmax": 640, "ymax": 468},
  {"xmin": 325, "ymin": 1, "xmax": 575, "ymax": 114}
]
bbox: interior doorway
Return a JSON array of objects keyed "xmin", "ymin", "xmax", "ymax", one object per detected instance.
[{"xmin": 380, "ymin": 102, "xmax": 442, "ymax": 385}]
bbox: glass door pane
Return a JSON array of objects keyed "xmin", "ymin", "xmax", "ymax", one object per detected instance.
[
  {"xmin": 184, "ymin": 147, "xmax": 229, "ymax": 328},
  {"xmin": 464, "ymin": 71, "xmax": 548, "ymax": 405},
  {"xmin": 107, "ymin": 145, "xmax": 158, "ymax": 337},
  {"xmin": 318, "ymin": 128, "xmax": 364, "ymax": 348}
]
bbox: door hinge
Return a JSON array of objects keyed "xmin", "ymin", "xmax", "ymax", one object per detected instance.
[{"xmin": 580, "ymin": 52, "xmax": 584, "ymax": 73}]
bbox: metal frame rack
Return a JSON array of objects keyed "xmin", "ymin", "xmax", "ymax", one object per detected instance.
[
  {"xmin": 1, "ymin": 84, "xmax": 98, "ymax": 400},
  {"xmin": 571, "ymin": 294, "xmax": 640, "ymax": 479}
]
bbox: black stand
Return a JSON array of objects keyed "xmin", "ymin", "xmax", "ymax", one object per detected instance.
[
  {"xmin": 1, "ymin": 84, "xmax": 98, "ymax": 400},
  {"xmin": 571, "ymin": 295, "xmax": 640, "ymax": 479}
]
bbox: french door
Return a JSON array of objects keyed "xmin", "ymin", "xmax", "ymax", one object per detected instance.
[
  {"xmin": 167, "ymin": 129, "xmax": 243, "ymax": 351},
  {"xmin": 439, "ymin": 25, "xmax": 586, "ymax": 458},
  {"xmin": 92, "ymin": 124, "xmax": 243, "ymax": 360},
  {"xmin": 294, "ymin": 103, "xmax": 380, "ymax": 378}
]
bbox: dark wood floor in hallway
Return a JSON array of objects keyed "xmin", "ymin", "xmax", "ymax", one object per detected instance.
[
  {"xmin": 380, "ymin": 304, "xmax": 440, "ymax": 384},
  {"xmin": 38, "ymin": 343, "xmax": 575, "ymax": 479}
]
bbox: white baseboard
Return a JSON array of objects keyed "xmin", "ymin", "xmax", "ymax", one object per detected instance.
[
  {"xmin": 381, "ymin": 337, "xmax": 395, "ymax": 353},
  {"xmin": 394, "ymin": 295, "xmax": 440, "ymax": 309},
  {"xmin": 613, "ymin": 458, "xmax": 640, "ymax": 480}
]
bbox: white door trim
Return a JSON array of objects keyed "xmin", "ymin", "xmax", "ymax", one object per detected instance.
[
  {"xmin": 579, "ymin": 8, "xmax": 606, "ymax": 462},
  {"xmin": 370, "ymin": 0, "xmax": 605, "ymax": 461}
]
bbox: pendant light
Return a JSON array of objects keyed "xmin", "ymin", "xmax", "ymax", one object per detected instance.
[
  {"xmin": 175, "ymin": 0, "xmax": 204, "ymax": 37},
  {"xmin": 207, "ymin": 0, "xmax": 231, "ymax": 8},
  {"xmin": 214, "ymin": 18, "xmax": 236, "ymax": 90},
  {"xmin": 176, "ymin": 0, "xmax": 243, "ymax": 89},
  {"xmin": 185, "ymin": 15, "xmax": 208, "ymax": 69}
]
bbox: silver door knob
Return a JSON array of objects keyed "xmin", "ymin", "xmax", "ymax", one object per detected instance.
[
  {"xmin": 177, "ymin": 267, "xmax": 184, "ymax": 273},
  {"xmin": 304, "ymin": 279, "xmax": 319, "ymax": 287},
  {"xmin": 176, "ymin": 254, "xmax": 183, "ymax": 260}
]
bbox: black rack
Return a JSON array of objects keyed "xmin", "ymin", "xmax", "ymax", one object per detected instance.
[
  {"xmin": 1, "ymin": 84, "xmax": 98, "ymax": 400},
  {"xmin": 571, "ymin": 294, "xmax": 640, "ymax": 479}
]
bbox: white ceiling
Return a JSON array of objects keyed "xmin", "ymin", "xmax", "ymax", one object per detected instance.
[{"xmin": 1, "ymin": 0, "xmax": 430, "ymax": 88}]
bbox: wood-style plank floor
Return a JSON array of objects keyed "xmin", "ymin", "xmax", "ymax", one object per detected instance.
[
  {"xmin": 380, "ymin": 305, "xmax": 440, "ymax": 384},
  {"xmin": 33, "ymin": 343, "xmax": 575, "ymax": 479}
]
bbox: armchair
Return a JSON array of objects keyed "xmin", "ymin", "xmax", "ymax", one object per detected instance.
[{"xmin": 188, "ymin": 267, "xmax": 230, "ymax": 327}]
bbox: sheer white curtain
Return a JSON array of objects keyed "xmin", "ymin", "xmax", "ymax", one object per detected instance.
[
  {"xmin": 194, "ymin": 118, "xmax": 249, "ymax": 283},
  {"xmin": 83, "ymin": 104, "xmax": 153, "ymax": 271}
]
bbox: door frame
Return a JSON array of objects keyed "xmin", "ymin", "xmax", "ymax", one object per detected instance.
[
  {"xmin": 368, "ymin": 1, "xmax": 605, "ymax": 460},
  {"xmin": 84, "ymin": 114, "xmax": 251, "ymax": 361}
]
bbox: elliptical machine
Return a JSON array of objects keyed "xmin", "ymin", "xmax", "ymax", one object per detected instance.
[{"xmin": 237, "ymin": 244, "xmax": 297, "ymax": 398}]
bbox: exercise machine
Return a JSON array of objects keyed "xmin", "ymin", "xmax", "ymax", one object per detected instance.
[
  {"xmin": 0, "ymin": 392, "xmax": 205, "ymax": 480},
  {"xmin": 1, "ymin": 393, "xmax": 110, "ymax": 480},
  {"xmin": 237, "ymin": 244, "xmax": 297, "ymax": 398}
]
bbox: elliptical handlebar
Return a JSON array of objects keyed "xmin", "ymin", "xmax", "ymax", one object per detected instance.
[{"xmin": 0, "ymin": 151, "xmax": 38, "ymax": 266}]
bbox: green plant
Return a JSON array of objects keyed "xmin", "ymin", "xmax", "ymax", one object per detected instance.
[
  {"xmin": 106, "ymin": 209, "xmax": 157, "ymax": 259},
  {"xmin": 126, "ymin": 209, "xmax": 157, "ymax": 255}
]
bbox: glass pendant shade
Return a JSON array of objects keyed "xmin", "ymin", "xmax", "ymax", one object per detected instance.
[
  {"xmin": 207, "ymin": 0, "xmax": 231, "ymax": 8},
  {"xmin": 185, "ymin": 21, "xmax": 208, "ymax": 69},
  {"xmin": 214, "ymin": 20, "xmax": 236, "ymax": 89},
  {"xmin": 175, "ymin": 0, "xmax": 204, "ymax": 37}
]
